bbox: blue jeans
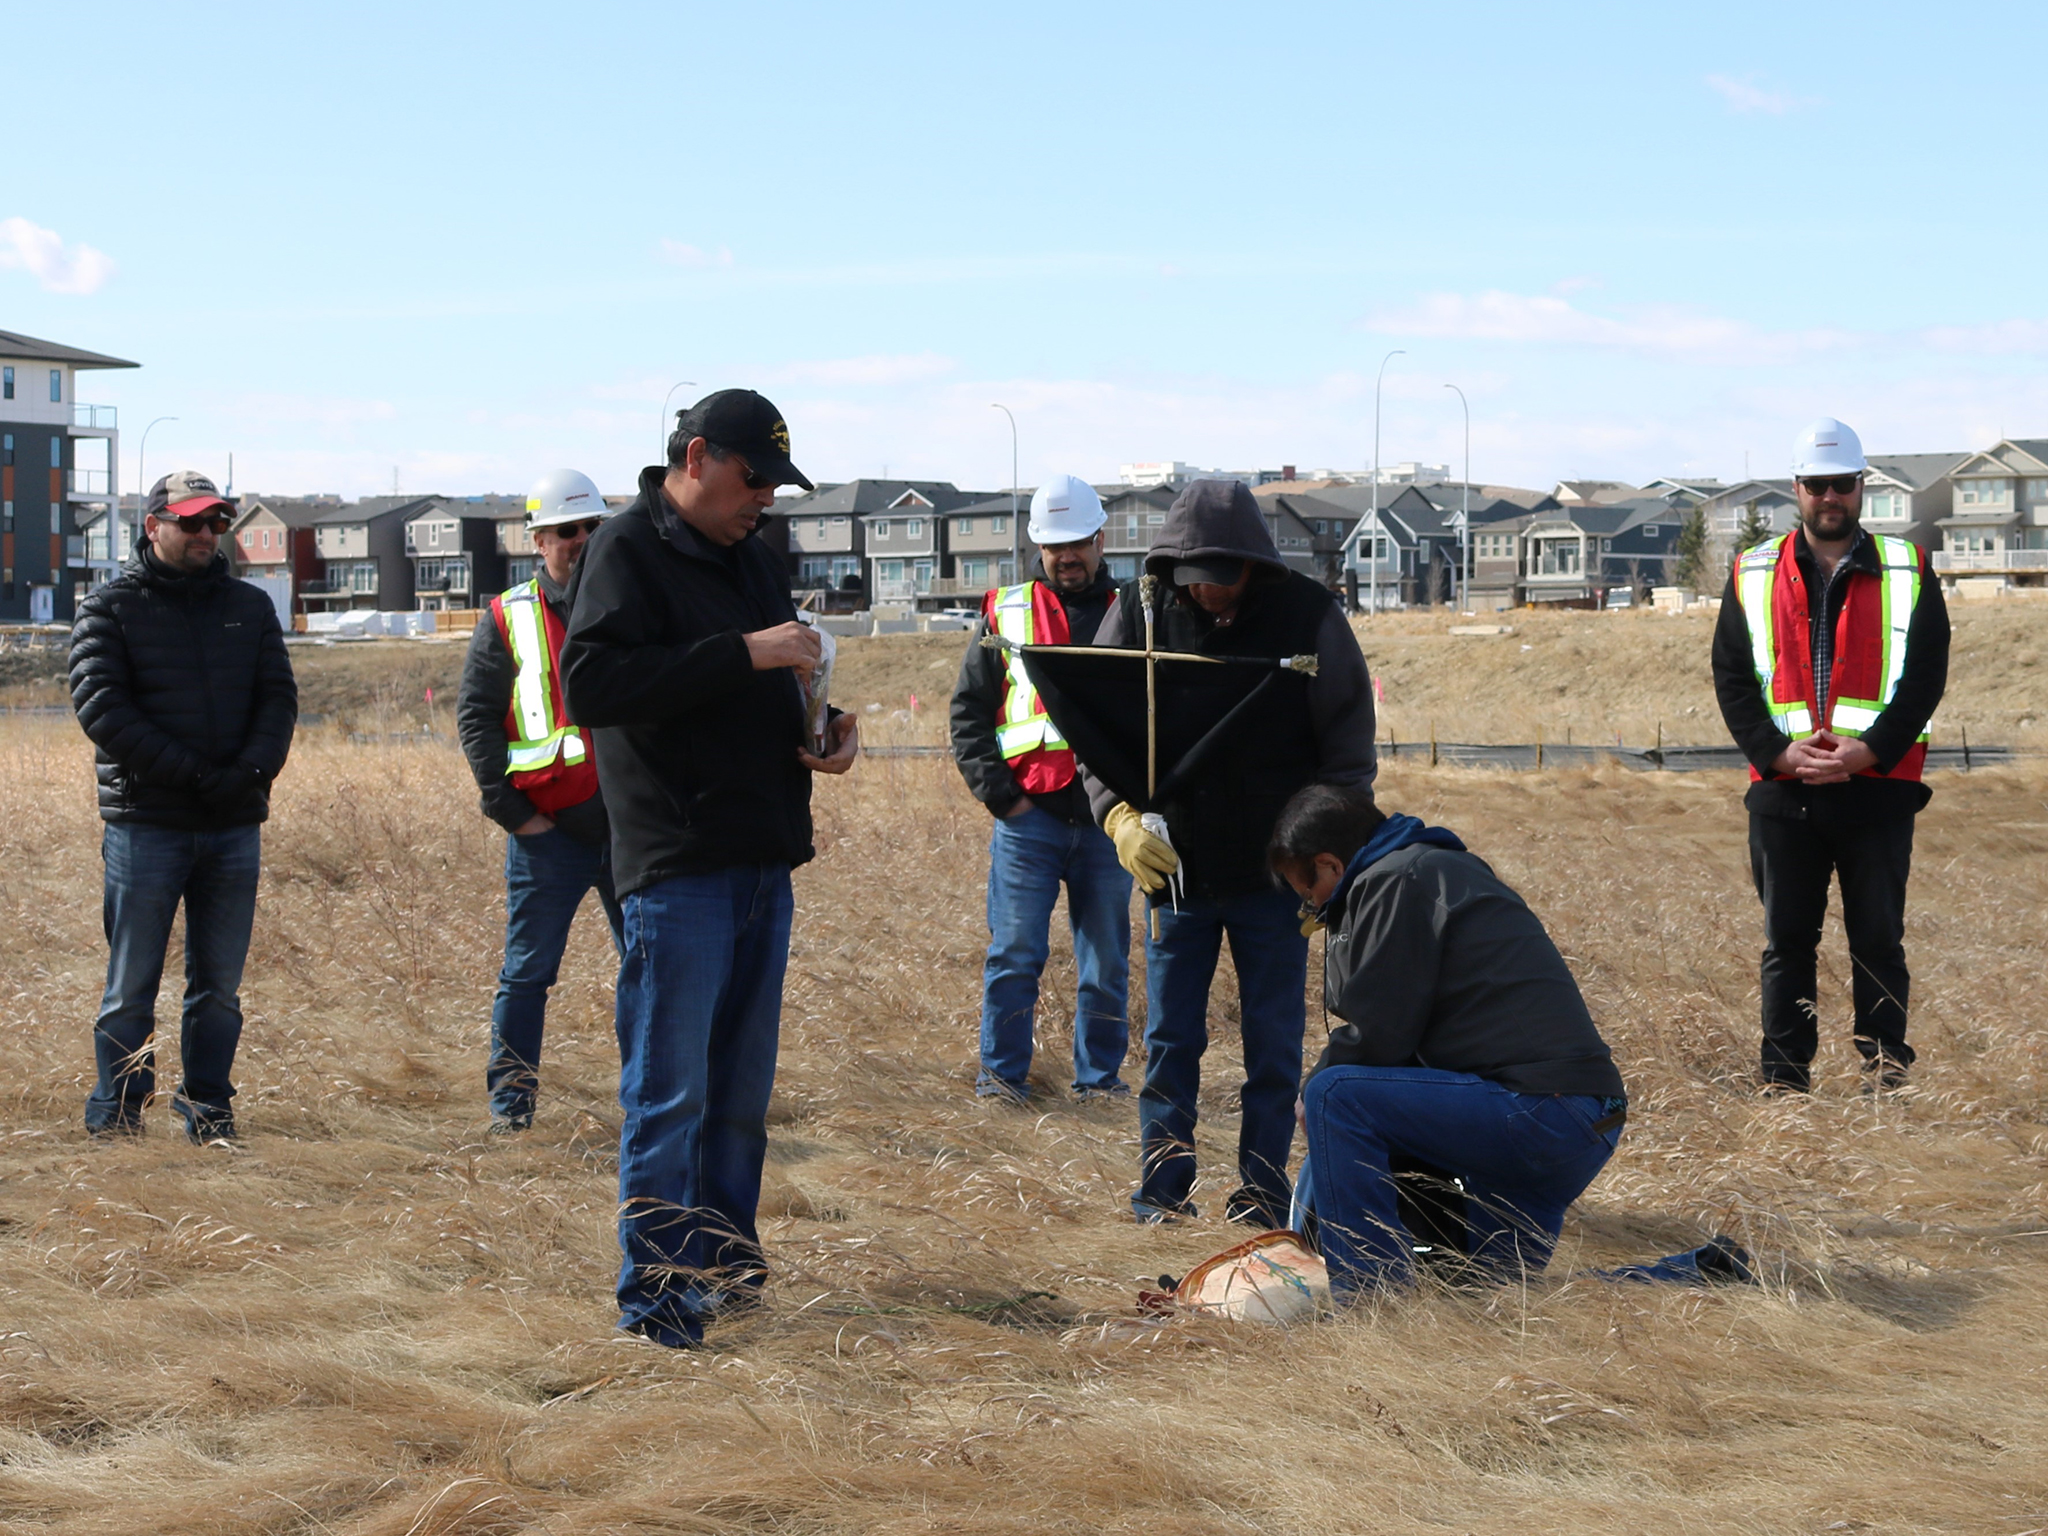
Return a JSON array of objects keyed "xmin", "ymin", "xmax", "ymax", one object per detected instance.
[
  {"xmin": 88, "ymin": 823, "xmax": 262, "ymax": 1132},
  {"xmin": 1303, "ymin": 1066, "xmax": 1621, "ymax": 1294},
  {"xmin": 613, "ymin": 864, "xmax": 793, "ymax": 1347},
  {"xmin": 488, "ymin": 828, "xmax": 625, "ymax": 1119},
  {"xmin": 1136, "ymin": 884, "xmax": 1307, "ymax": 1222},
  {"xmin": 979, "ymin": 807, "xmax": 1133, "ymax": 1095}
]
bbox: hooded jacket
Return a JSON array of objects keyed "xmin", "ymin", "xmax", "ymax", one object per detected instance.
[
  {"xmin": 1081, "ymin": 479, "xmax": 1378, "ymax": 898},
  {"xmin": 559, "ymin": 466, "xmax": 828, "ymax": 897},
  {"xmin": 69, "ymin": 538, "xmax": 298, "ymax": 828},
  {"xmin": 949, "ymin": 557, "xmax": 1117, "ymax": 823}
]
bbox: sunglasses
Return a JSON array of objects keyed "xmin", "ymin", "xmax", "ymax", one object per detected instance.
[
  {"xmin": 713, "ymin": 445, "xmax": 773, "ymax": 491},
  {"xmin": 1799, "ymin": 474, "xmax": 1861, "ymax": 497},
  {"xmin": 544, "ymin": 519, "xmax": 603, "ymax": 538},
  {"xmin": 170, "ymin": 511, "xmax": 232, "ymax": 534}
]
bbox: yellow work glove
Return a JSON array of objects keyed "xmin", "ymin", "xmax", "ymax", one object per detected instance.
[
  {"xmin": 1297, "ymin": 902, "xmax": 1325, "ymax": 938},
  {"xmin": 1105, "ymin": 802, "xmax": 1179, "ymax": 894}
]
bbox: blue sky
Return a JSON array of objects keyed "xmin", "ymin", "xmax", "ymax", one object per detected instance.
[{"xmin": 7, "ymin": 1, "xmax": 2045, "ymax": 498}]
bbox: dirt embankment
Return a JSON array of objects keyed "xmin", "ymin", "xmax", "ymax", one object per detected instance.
[{"xmin": 9, "ymin": 599, "xmax": 2041, "ymax": 747}]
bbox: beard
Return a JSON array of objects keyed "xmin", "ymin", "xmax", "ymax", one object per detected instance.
[{"xmin": 1801, "ymin": 502, "xmax": 1860, "ymax": 543}]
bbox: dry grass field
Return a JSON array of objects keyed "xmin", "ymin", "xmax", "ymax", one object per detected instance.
[{"xmin": 2, "ymin": 697, "xmax": 2046, "ymax": 1530}]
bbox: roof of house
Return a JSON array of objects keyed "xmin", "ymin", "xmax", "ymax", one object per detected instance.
[
  {"xmin": 769, "ymin": 479, "xmax": 982, "ymax": 520},
  {"xmin": 1952, "ymin": 439, "xmax": 2048, "ymax": 476},
  {"xmin": 1866, "ymin": 452, "xmax": 1969, "ymax": 490},
  {"xmin": 943, "ymin": 495, "xmax": 1025, "ymax": 519},
  {"xmin": 235, "ymin": 498, "xmax": 332, "ymax": 530},
  {"xmin": 0, "ymin": 328, "xmax": 139, "ymax": 369},
  {"xmin": 1553, "ymin": 479, "xmax": 1638, "ymax": 504},
  {"xmin": 309, "ymin": 496, "xmax": 440, "ymax": 526}
]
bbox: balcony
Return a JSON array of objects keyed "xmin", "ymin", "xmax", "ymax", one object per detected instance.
[
  {"xmin": 70, "ymin": 404, "xmax": 117, "ymax": 433},
  {"xmin": 1934, "ymin": 549, "xmax": 2048, "ymax": 573},
  {"xmin": 68, "ymin": 467, "xmax": 113, "ymax": 499}
]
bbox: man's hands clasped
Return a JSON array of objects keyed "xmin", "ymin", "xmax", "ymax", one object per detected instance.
[{"xmin": 1771, "ymin": 729, "xmax": 1878, "ymax": 785}]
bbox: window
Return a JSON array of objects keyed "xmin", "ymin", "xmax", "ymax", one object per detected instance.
[
  {"xmin": 812, "ymin": 519, "xmax": 827, "ymax": 537},
  {"xmin": 2, "ymin": 433, "xmax": 10, "ymax": 464},
  {"xmin": 1959, "ymin": 480, "xmax": 2008, "ymax": 505},
  {"xmin": 49, "ymin": 370, "xmax": 62, "ymax": 403},
  {"xmin": 1866, "ymin": 492, "xmax": 1897, "ymax": 519},
  {"xmin": 873, "ymin": 521, "xmax": 890, "ymax": 540},
  {"xmin": 262, "ymin": 528, "xmax": 273, "ymax": 549},
  {"xmin": 2026, "ymin": 478, "xmax": 2048, "ymax": 504},
  {"xmin": 991, "ymin": 516, "xmax": 1006, "ymax": 534},
  {"xmin": 831, "ymin": 515, "xmax": 847, "ymax": 527},
  {"xmin": 506, "ymin": 557, "xmax": 536, "ymax": 585},
  {"xmin": 349, "ymin": 562, "xmax": 378, "ymax": 593},
  {"xmin": 906, "ymin": 519, "xmax": 924, "ymax": 538},
  {"xmin": 51, "ymin": 438, "xmax": 62, "ymax": 468},
  {"xmin": 1147, "ymin": 511, "xmax": 1165, "ymax": 524},
  {"xmin": 958, "ymin": 517, "xmax": 975, "ymax": 536},
  {"xmin": 2, "ymin": 367, "xmax": 11, "ymax": 399}
]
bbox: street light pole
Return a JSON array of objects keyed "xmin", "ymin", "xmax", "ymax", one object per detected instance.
[
  {"xmin": 660, "ymin": 381, "xmax": 698, "ymax": 460},
  {"xmin": 991, "ymin": 403, "xmax": 1018, "ymax": 583},
  {"xmin": 133, "ymin": 416, "xmax": 178, "ymax": 555},
  {"xmin": 1370, "ymin": 349, "xmax": 1404, "ymax": 616},
  {"xmin": 1445, "ymin": 383, "xmax": 1469, "ymax": 612}
]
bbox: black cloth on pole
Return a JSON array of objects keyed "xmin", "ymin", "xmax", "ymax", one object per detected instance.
[{"xmin": 1020, "ymin": 646, "xmax": 1283, "ymax": 811}]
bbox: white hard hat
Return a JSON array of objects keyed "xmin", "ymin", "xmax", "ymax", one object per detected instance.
[
  {"xmin": 525, "ymin": 468, "xmax": 609, "ymax": 530},
  {"xmin": 1027, "ymin": 474, "xmax": 1106, "ymax": 544},
  {"xmin": 1791, "ymin": 418, "xmax": 1866, "ymax": 477}
]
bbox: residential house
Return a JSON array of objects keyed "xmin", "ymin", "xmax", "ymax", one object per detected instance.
[
  {"xmin": 1100, "ymin": 482, "xmax": 1178, "ymax": 581},
  {"xmin": 1257, "ymin": 491, "xmax": 1360, "ymax": 589},
  {"xmin": 1863, "ymin": 452, "xmax": 1966, "ymax": 552},
  {"xmin": 306, "ymin": 499, "xmax": 425, "ymax": 611},
  {"xmin": 1695, "ymin": 479, "xmax": 1799, "ymax": 576},
  {"xmin": 1517, "ymin": 496, "xmax": 1687, "ymax": 605},
  {"xmin": 1323, "ymin": 485, "xmax": 1466, "ymax": 608},
  {"xmin": 764, "ymin": 478, "xmax": 980, "ymax": 606},
  {"xmin": 0, "ymin": 327, "xmax": 136, "ymax": 622},
  {"xmin": 405, "ymin": 499, "xmax": 509, "ymax": 611},
  {"xmin": 941, "ymin": 495, "xmax": 1024, "ymax": 598},
  {"xmin": 1638, "ymin": 477, "xmax": 1726, "ymax": 506},
  {"xmin": 1936, "ymin": 439, "xmax": 2048, "ymax": 587},
  {"xmin": 229, "ymin": 498, "xmax": 329, "ymax": 612},
  {"xmin": 864, "ymin": 483, "xmax": 986, "ymax": 604}
]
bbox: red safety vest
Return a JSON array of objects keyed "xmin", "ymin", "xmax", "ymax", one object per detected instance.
[
  {"xmin": 1731, "ymin": 530, "xmax": 1928, "ymax": 783},
  {"xmin": 983, "ymin": 579, "xmax": 1110, "ymax": 795},
  {"xmin": 489, "ymin": 580, "xmax": 601, "ymax": 815}
]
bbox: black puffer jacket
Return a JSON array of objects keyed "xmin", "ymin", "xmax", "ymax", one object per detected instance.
[{"xmin": 69, "ymin": 539, "xmax": 298, "ymax": 828}]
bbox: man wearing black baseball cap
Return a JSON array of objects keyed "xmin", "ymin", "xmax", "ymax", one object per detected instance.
[
  {"xmin": 68, "ymin": 470, "xmax": 298, "ymax": 1142},
  {"xmin": 561, "ymin": 389, "xmax": 854, "ymax": 1348}
]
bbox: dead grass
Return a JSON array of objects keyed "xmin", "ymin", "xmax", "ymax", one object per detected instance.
[{"xmin": 2, "ymin": 721, "xmax": 2046, "ymax": 1534}]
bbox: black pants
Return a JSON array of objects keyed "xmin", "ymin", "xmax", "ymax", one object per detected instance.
[{"xmin": 1748, "ymin": 807, "xmax": 1917, "ymax": 1089}]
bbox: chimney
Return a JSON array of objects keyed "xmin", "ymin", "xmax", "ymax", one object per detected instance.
[{"xmin": 1282, "ymin": 465, "xmax": 1296, "ymax": 481}]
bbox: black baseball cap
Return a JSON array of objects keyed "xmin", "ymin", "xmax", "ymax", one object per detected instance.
[
  {"xmin": 672, "ymin": 388, "xmax": 814, "ymax": 492},
  {"xmin": 1173, "ymin": 557, "xmax": 1249, "ymax": 587}
]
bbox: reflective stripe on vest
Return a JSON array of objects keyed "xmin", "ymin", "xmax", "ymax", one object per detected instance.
[
  {"xmin": 991, "ymin": 582, "xmax": 1068, "ymax": 761},
  {"xmin": 1733, "ymin": 532, "xmax": 1923, "ymax": 744},
  {"xmin": 495, "ymin": 580, "xmax": 587, "ymax": 774},
  {"xmin": 1829, "ymin": 535, "xmax": 1923, "ymax": 735}
]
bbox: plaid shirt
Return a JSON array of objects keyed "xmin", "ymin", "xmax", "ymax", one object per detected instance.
[{"xmin": 1796, "ymin": 528, "xmax": 1871, "ymax": 728}]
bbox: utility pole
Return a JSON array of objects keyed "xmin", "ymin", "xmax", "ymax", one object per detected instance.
[
  {"xmin": 1445, "ymin": 383, "xmax": 1469, "ymax": 611},
  {"xmin": 1370, "ymin": 349, "xmax": 1404, "ymax": 616},
  {"xmin": 134, "ymin": 416, "xmax": 178, "ymax": 554},
  {"xmin": 991, "ymin": 403, "xmax": 1019, "ymax": 583}
]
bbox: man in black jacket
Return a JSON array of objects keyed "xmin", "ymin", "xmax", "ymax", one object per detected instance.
[
  {"xmin": 68, "ymin": 470, "xmax": 297, "ymax": 1142},
  {"xmin": 1081, "ymin": 479, "xmax": 1377, "ymax": 1228},
  {"xmin": 1712, "ymin": 417, "xmax": 1949, "ymax": 1093},
  {"xmin": 1270, "ymin": 783, "xmax": 1626, "ymax": 1294},
  {"xmin": 949, "ymin": 474, "xmax": 1130, "ymax": 1103},
  {"xmin": 456, "ymin": 468, "xmax": 624, "ymax": 1133},
  {"xmin": 561, "ymin": 390, "xmax": 856, "ymax": 1349}
]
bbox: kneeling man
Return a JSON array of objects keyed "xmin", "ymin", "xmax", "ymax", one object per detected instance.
[{"xmin": 1270, "ymin": 784, "xmax": 1627, "ymax": 1294}]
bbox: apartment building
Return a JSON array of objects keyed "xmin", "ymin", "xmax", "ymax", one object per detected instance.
[{"xmin": 0, "ymin": 327, "xmax": 135, "ymax": 622}]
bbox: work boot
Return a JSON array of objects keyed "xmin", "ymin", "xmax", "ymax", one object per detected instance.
[
  {"xmin": 1695, "ymin": 1235, "xmax": 1757, "ymax": 1285},
  {"xmin": 1130, "ymin": 1194, "xmax": 1198, "ymax": 1225},
  {"xmin": 1862, "ymin": 1057, "xmax": 1910, "ymax": 1094},
  {"xmin": 489, "ymin": 1111, "xmax": 534, "ymax": 1135}
]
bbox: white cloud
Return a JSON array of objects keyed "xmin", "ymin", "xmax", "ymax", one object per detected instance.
[
  {"xmin": 657, "ymin": 240, "xmax": 734, "ymax": 269},
  {"xmin": 0, "ymin": 216, "xmax": 116, "ymax": 295},
  {"xmin": 1704, "ymin": 74, "xmax": 1810, "ymax": 115},
  {"xmin": 1368, "ymin": 289, "xmax": 1858, "ymax": 365},
  {"xmin": 767, "ymin": 353, "xmax": 956, "ymax": 387},
  {"xmin": 1918, "ymin": 319, "xmax": 2048, "ymax": 356}
]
